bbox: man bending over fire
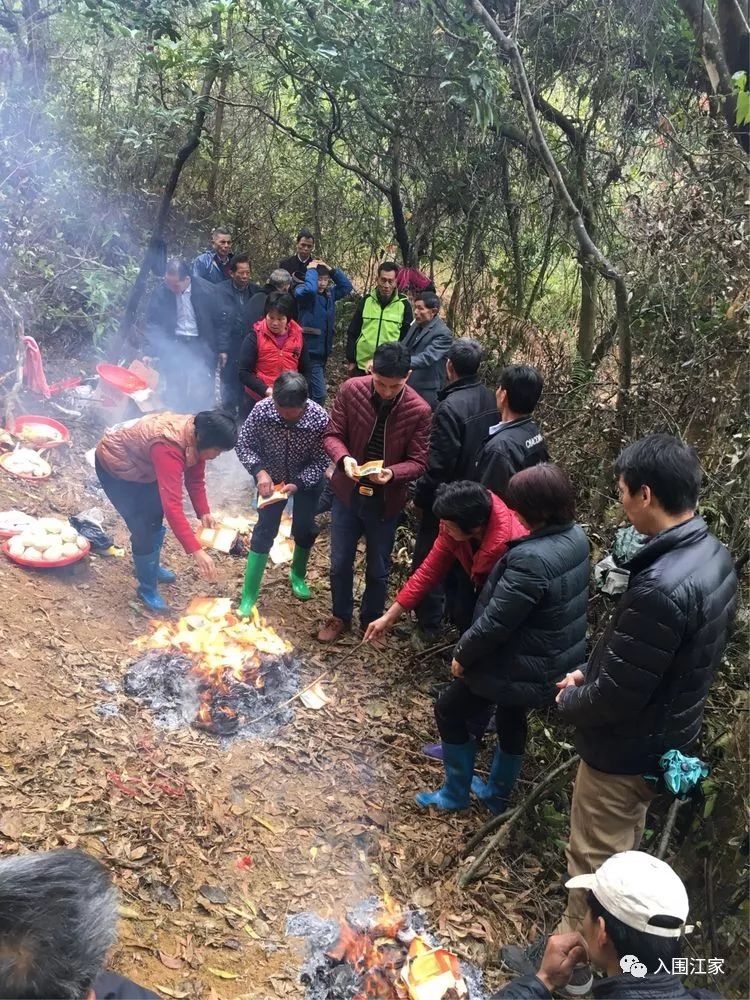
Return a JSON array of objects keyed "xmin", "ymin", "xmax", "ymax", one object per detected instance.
[
  {"xmin": 235, "ymin": 371, "xmax": 330, "ymax": 616},
  {"xmin": 95, "ymin": 409, "xmax": 237, "ymax": 613}
]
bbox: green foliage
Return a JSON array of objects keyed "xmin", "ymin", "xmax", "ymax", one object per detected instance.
[{"xmin": 732, "ymin": 71, "xmax": 750, "ymax": 126}]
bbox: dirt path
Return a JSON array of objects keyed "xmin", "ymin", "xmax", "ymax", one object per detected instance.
[{"xmin": 0, "ymin": 420, "xmax": 553, "ymax": 1000}]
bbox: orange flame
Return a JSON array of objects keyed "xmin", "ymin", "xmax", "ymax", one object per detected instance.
[
  {"xmin": 134, "ymin": 598, "xmax": 291, "ymax": 730},
  {"xmin": 327, "ymin": 896, "xmax": 468, "ymax": 1000}
]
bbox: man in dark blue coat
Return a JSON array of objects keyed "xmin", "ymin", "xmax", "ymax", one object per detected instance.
[
  {"xmin": 144, "ymin": 259, "xmax": 219, "ymax": 411},
  {"xmin": 192, "ymin": 227, "xmax": 233, "ymax": 283},
  {"xmin": 293, "ymin": 259, "xmax": 352, "ymax": 404}
]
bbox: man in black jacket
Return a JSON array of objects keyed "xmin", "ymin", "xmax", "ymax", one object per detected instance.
[
  {"xmin": 551, "ymin": 435, "xmax": 737, "ymax": 941},
  {"xmin": 474, "ymin": 364, "xmax": 549, "ymax": 500},
  {"xmin": 279, "ymin": 228, "xmax": 316, "ymax": 285},
  {"xmin": 214, "ymin": 253, "xmax": 262, "ymax": 413},
  {"xmin": 144, "ymin": 259, "xmax": 218, "ymax": 412},
  {"xmin": 411, "ymin": 338, "xmax": 497, "ymax": 641},
  {"xmin": 496, "ymin": 852, "xmax": 718, "ymax": 999}
]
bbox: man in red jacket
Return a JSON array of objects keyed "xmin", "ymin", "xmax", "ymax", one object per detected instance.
[{"xmin": 318, "ymin": 342, "xmax": 431, "ymax": 643}]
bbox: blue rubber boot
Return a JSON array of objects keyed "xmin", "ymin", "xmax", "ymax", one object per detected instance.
[
  {"xmin": 471, "ymin": 748, "xmax": 523, "ymax": 814},
  {"xmin": 415, "ymin": 742, "xmax": 476, "ymax": 811},
  {"xmin": 133, "ymin": 551, "xmax": 169, "ymax": 613},
  {"xmin": 155, "ymin": 525, "xmax": 176, "ymax": 583}
]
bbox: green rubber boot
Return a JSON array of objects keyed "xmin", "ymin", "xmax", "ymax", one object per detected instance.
[
  {"xmin": 290, "ymin": 545, "xmax": 312, "ymax": 600},
  {"xmin": 237, "ymin": 551, "xmax": 268, "ymax": 617}
]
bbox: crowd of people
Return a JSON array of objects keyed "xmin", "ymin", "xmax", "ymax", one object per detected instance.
[{"xmin": 36, "ymin": 226, "xmax": 738, "ymax": 999}]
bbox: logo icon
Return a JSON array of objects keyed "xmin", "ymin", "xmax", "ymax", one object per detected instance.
[{"xmin": 620, "ymin": 954, "xmax": 648, "ymax": 978}]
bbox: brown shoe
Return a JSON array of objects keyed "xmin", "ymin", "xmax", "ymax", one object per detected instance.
[{"xmin": 317, "ymin": 616, "xmax": 351, "ymax": 642}]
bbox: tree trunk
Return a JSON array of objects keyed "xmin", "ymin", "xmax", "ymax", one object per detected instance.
[
  {"xmin": 21, "ymin": 0, "xmax": 47, "ymax": 90},
  {"xmin": 207, "ymin": 7, "xmax": 233, "ymax": 204},
  {"xmin": 524, "ymin": 201, "xmax": 558, "ymax": 318},
  {"xmin": 499, "ymin": 152, "xmax": 524, "ymax": 313},
  {"xmin": 114, "ymin": 61, "xmax": 220, "ymax": 352},
  {"xmin": 578, "ymin": 260, "xmax": 596, "ymax": 363},
  {"xmin": 388, "ymin": 137, "xmax": 414, "ymax": 266},
  {"xmin": 312, "ymin": 147, "xmax": 325, "ymax": 247},
  {"xmin": 468, "ymin": 0, "xmax": 632, "ymax": 408},
  {"xmin": 678, "ymin": 0, "xmax": 750, "ymax": 152}
]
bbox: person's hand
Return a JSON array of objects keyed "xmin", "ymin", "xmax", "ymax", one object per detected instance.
[
  {"xmin": 365, "ymin": 359, "xmax": 374, "ymax": 373},
  {"xmin": 364, "ymin": 617, "xmax": 389, "ymax": 643},
  {"xmin": 256, "ymin": 471, "xmax": 273, "ymax": 498},
  {"xmin": 555, "ymin": 669, "xmax": 585, "ymax": 703},
  {"xmin": 451, "ymin": 658, "xmax": 464, "ymax": 678},
  {"xmin": 346, "ymin": 362, "xmax": 357, "ymax": 376},
  {"xmin": 282, "ymin": 483, "xmax": 298, "ymax": 495},
  {"xmin": 265, "ymin": 386, "xmax": 273, "ymax": 397},
  {"xmin": 307, "ymin": 260, "xmax": 319, "ymax": 269},
  {"xmin": 368, "ymin": 467, "xmax": 393, "ymax": 486},
  {"xmin": 192, "ymin": 548, "xmax": 217, "ymax": 582},
  {"xmin": 364, "ymin": 604, "xmax": 403, "ymax": 642},
  {"xmin": 200, "ymin": 513, "xmax": 217, "ymax": 530},
  {"xmin": 218, "ymin": 353, "xmax": 227, "ymax": 369},
  {"xmin": 343, "ymin": 456, "xmax": 360, "ymax": 480},
  {"xmin": 537, "ymin": 933, "xmax": 589, "ymax": 992}
]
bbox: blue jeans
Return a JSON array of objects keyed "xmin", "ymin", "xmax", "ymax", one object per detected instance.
[
  {"xmin": 330, "ymin": 496, "xmax": 399, "ymax": 627},
  {"xmin": 306, "ymin": 361, "xmax": 327, "ymax": 405}
]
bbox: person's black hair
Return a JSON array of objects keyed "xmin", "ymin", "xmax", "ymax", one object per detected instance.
[
  {"xmin": 273, "ymin": 371, "xmax": 308, "ymax": 408},
  {"xmin": 0, "ymin": 849, "xmax": 118, "ymax": 999},
  {"xmin": 586, "ymin": 891, "xmax": 682, "ymax": 976},
  {"xmin": 505, "ymin": 463, "xmax": 575, "ymax": 526},
  {"xmin": 372, "ymin": 341, "xmax": 411, "ymax": 378},
  {"xmin": 500, "ymin": 364, "xmax": 544, "ymax": 414},
  {"xmin": 229, "ymin": 253, "xmax": 251, "ymax": 271},
  {"xmin": 448, "ymin": 338, "xmax": 484, "ymax": 377},
  {"xmin": 264, "ymin": 291, "xmax": 296, "ymax": 320},
  {"xmin": 414, "ymin": 290, "xmax": 440, "ymax": 311},
  {"xmin": 432, "ymin": 481, "xmax": 493, "ymax": 533},
  {"xmin": 615, "ymin": 434, "xmax": 701, "ymax": 515},
  {"xmin": 316, "ymin": 264, "xmax": 332, "ymax": 277},
  {"xmin": 165, "ymin": 259, "xmax": 191, "ymax": 280},
  {"xmin": 296, "ymin": 228, "xmax": 315, "ymax": 243},
  {"xmin": 194, "ymin": 410, "xmax": 237, "ymax": 451},
  {"xmin": 377, "ymin": 261, "xmax": 400, "ymax": 276}
]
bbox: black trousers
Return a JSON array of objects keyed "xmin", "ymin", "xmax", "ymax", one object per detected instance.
[
  {"xmin": 160, "ymin": 337, "xmax": 216, "ymax": 413},
  {"xmin": 435, "ymin": 678, "xmax": 528, "ymax": 754},
  {"xmin": 95, "ymin": 457, "xmax": 163, "ymax": 555},
  {"xmin": 250, "ymin": 483, "xmax": 323, "ymax": 554},
  {"xmin": 410, "ymin": 508, "xmax": 444, "ymax": 631}
]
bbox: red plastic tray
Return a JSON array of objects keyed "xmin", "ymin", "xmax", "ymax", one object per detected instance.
[
  {"xmin": 2, "ymin": 537, "xmax": 90, "ymax": 568},
  {"xmin": 8, "ymin": 415, "xmax": 70, "ymax": 449},
  {"xmin": 0, "ymin": 453, "xmax": 51, "ymax": 481},
  {"xmin": 96, "ymin": 363, "xmax": 148, "ymax": 395}
]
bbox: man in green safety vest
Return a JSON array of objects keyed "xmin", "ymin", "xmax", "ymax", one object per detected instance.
[{"xmin": 345, "ymin": 262, "xmax": 413, "ymax": 376}]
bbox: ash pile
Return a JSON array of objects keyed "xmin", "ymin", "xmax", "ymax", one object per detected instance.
[
  {"xmin": 123, "ymin": 598, "xmax": 301, "ymax": 740},
  {"xmin": 287, "ymin": 898, "xmax": 490, "ymax": 1000}
]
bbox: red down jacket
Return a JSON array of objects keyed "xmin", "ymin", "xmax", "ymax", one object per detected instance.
[
  {"xmin": 397, "ymin": 492, "xmax": 527, "ymax": 610},
  {"xmin": 323, "ymin": 376, "xmax": 431, "ymax": 518}
]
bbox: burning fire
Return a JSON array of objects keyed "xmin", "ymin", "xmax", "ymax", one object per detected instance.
[
  {"xmin": 328, "ymin": 895, "xmax": 468, "ymax": 1000},
  {"xmin": 134, "ymin": 598, "xmax": 291, "ymax": 733}
]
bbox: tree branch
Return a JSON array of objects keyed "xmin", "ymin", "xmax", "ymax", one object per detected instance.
[{"xmin": 467, "ymin": 0, "xmax": 632, "ymax": 406}]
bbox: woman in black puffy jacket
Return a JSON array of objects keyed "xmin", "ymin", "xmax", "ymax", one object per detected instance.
[{"xmin": 416, "ymin": 464, "xmax": 590, "ymax": 814}]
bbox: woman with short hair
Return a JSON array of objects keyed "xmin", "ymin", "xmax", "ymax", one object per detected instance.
[
  {"xmin": 237, "ymin": 291, "xmax": 310, "ymax": 417},
  {"xmin": 235, "ymin": 372, "xmax": 330, "ymax": 616},
  {"xmin": 95, "ymin": 409, "xmax": 237, "ymax": 611},
  {"xmin": 416, "ymin": 463, "xmax": 590, "ymax": 813}
]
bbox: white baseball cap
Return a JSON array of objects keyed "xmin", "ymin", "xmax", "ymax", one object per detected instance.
[{"xmin": 566, "ymin": 851, "xmax": 689, "ymax": 938}]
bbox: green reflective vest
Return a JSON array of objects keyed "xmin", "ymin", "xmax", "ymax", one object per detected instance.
[{"xmin": 356, "ymin": 291, "xmax": 407, "ymax": 370}]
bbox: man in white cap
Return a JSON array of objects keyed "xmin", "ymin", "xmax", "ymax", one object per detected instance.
[{"xmin": 494, "ymin": 852, "xmax": 719, "ymax": 999}]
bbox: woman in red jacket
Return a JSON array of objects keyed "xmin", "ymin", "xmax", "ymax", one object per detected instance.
[
  {"xmin": 365, "ymin": 481, "xmax": 527, "ymax": 642},
  {"xmin": 238, "ymin": 292, "xmax": 310, "ymax": 416}
]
